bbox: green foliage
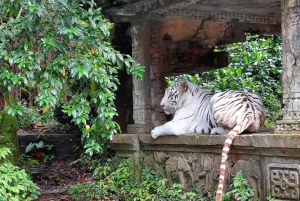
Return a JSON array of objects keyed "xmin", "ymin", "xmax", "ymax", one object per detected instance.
[
  {"xmin": 0, "ymin": 111, "xmax": 19, "ymax": 164},
  {"xmin": 0, "ymin": 0, "xmax": 144, "ymax": 155},
  {"xmin": 222, "ymin": 171, "xmax": 275, "ymax": 201},
  {"xmin": 17, "ymin": 154, "xmax": 40, "ymax": 176},
  {"xmin": 68, "ymin": 157, "xmax": 276, "ymax": 201},
  {"xmin": 266, "ymin": 193, "xmax": 275, "ymax": 201},
  {"xmin": 0, "ymin": 147, "xmax": 40, "ymax": 201},
  {"xmin": 223, "ymin": 171, "xmax": 254, "ymax": 201},
  {"xmin": 167, "ymin": 34, "xmax": 283, "ymax": 127},
  {"xmin": 68, "ymin": 158, "xmax": 207, "ymax": 201},
  {"xmin": 25, "ymin": 141, "xmax": 44, "ymax": 154},
  {"xmin": 0, "ymin": 147, "xmax": 12, "ymax": 162},
  {"xmin": 16, "ymin": 102, "xmax": 41, "ymax": 129},
  {"xmin": 24, "ymin": 134, "xmax": 55, "ymax": 163}
]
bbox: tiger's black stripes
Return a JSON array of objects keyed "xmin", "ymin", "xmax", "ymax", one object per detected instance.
[
  {"xmin": 151, "ymin": 80, "xmax": 265, "ymax": 201},
  {"xmin": 211, "ymin": 90, "xmax": 265, "ymax": 201}
]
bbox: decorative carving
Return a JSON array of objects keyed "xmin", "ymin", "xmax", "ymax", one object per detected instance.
[
  {"xmin": 122, "ymin": 0, "xmax": 280, "ymax": 25},
  {"xmin": 123, "ymin": 0, "xmax": 204, "ymax": 15},
  {"xmin": 155, "ymin": 9, "xmax": 280, "ymax": 24},
  {"xmin": 189, "ymin": 154, "xmax": 218, "ymax": 193},
  {"xmin": 275, "ymin": 120, "xmax": 300, "ymax": 132},
  {"xmin": 267, "ymin": 163, "xmax": 300, "ymax": 200},
  {"xmin": 143, "ymin": 152, "xmax": 262, "ymax": 199},
  {"xmin": 230, "ymin": 159, "xmax": 262, "ymax": 200},
  {"xmin": 143, "ymin": 152, "xmax": 227, "ymax": 193}
]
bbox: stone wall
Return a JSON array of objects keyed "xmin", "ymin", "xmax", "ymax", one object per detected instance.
[{"xmin": 112, "ymin": 129, "xmax": 300, "ymax": 200}]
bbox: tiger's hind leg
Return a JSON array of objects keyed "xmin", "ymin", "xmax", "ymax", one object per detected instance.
[{"xmin": 245, "ymin": 119, "xmax": 262, "ymax": 133}]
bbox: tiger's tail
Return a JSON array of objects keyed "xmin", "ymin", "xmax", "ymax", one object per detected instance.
[{"xmin": 215, "ymin": 121, "xmax": 253, "ymax": 201}]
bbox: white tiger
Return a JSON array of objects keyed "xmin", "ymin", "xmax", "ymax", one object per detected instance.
[{"xmin": 151, "ymin": 80, "xmax": 265, "ymax": 201}]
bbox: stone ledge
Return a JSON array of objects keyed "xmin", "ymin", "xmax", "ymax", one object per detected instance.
[{"xmin": 112, "ymin": 128, "xmax": 300, "ymax": 150}]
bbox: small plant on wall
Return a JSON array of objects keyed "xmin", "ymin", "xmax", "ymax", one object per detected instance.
[{"xmin": 223, "ymin": 171, "xmax": 254, "ymax": 201}]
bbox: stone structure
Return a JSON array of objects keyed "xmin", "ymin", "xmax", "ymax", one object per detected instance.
[
  {"xmin": 103, "ymin": 0, "xmax": 300, "ymax": 200},
  {"xmin": 104, "ymin": 0, "xmax": 282, "ymax": 132},
  {"xmin": 276, "ymin": 0, "xmax": 300, "ymax": 133},
  {"xmin": 112, "ymin": 129, "xmax": 300, "ymax": 200}
]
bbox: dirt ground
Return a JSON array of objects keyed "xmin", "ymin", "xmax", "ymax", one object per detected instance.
[
  {"xmin": 32, "ymin": 160, "xmax": 90, "ymax": 201},
  {"xmin": 18, "ymin": 125, "xmax": 96, "ymax": 201}
]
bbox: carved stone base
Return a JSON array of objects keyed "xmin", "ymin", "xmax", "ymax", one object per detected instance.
[
  {"xmin": 127, "ymin": 124, "xmax": 153, "ymax": 134},
  {"xmin": 111, "ymin": 129, "xmax": 300, "ymax": 201},
  {"xmin": 275, "ymin": 120, "xmax": 300, "ymax": 133}
]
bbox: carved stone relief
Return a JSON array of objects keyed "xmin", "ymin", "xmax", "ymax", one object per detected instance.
[
  {"xmin": 143, "ymin": 152, "xmax": 222, "ymax": 192},
  {"xmin": 267, "ymin": 163, "xmax": 300, "ymax": 200},
  {"xmin": 155, "ymin": 9, "xmax": 280, "ymax": 25},
  {"xmin": 275, "ymin": 120, "xmax": 300, "ymax": 132},
  {"xmin": 143, "ymin": 151, "xmax": 261, "ymax": 199}
]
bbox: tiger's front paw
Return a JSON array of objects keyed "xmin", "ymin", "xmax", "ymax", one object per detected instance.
[{"xmin": 151, "ymin": 127, "xmax": 161, "ymax": 139}]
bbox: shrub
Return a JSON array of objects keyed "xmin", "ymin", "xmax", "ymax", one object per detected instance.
[
  {"xmin": 68, "ymin": 158, "xmax": 207, "ymax": 201},
  {"xmin": 68, "ymin": 157, "xmax": 276, "ymax": 201},
  {"xmin": 16, "ymin": 102, "xmax": 41, "ymax": 129},
  {"xmin": 223, "ymin": 170, "xmax": 254, "ymax": 201},
  {"xmin": 0, "ymin": 147, "xmax": 40, "ymax": 201},
  {"xmin": 0, "ymin": 0, "xmax": 144, "ymax": 156},
  {"xmin": 223, "ymin": 170, "xmax": 275, "ymax": 201}
]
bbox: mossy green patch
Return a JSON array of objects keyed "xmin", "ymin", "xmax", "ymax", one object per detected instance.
[{"xmin": 0, "ymin": 111, "xmax": 19, "ymax": 164}]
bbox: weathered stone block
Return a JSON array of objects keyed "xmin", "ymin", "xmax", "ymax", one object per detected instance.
[{"xmin": 18, "ymin": 132, "xmax": 81, "ymax": 161}]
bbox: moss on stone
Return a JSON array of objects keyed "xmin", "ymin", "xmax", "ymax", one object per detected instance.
[{"xmin": 0, "ymin": 111, "xmax": 19, "ymax": 164}]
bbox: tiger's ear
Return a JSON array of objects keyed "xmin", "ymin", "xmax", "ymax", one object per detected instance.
[{"xmin": 180, "ymin": 80, "xmax": 188, "ymax": 92}]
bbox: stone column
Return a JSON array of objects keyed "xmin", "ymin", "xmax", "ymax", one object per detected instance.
[
  {"xmin": 127, "ymin": 16, "xmax": 153, "ymax": 133},
  {"xmin": 150, "ymin": 20, "xmax": 167, "ymax": 128},
  {"xmin": 276, "ymin": 0, "xmax": 300, "ymax": 133}
]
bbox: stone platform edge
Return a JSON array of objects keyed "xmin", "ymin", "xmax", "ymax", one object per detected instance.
[{"xmin": 112, "ymin": 128, "xmax": 300, "ymax": 149}]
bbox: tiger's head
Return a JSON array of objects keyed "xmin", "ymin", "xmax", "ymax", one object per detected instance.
[{"xmin": 160, "ymin": 80, "xmax": 188, "ymax": 115}]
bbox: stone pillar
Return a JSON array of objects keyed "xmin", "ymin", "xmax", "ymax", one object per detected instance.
[
  {"xmin": 276, "ymin": 0, "xmax": 300, "ymax": 133},
  {"xmin": 150, "ymin": 20, "xmax": 167, "ymax": 128},
  {"xmin": 127, "ymin": 16, "xmax": 153, "ymax": 133}
]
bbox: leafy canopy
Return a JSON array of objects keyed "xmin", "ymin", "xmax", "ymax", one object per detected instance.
[{"xmin": 0, "ymin": 0, "xmax": 144, "ymax": 155}]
